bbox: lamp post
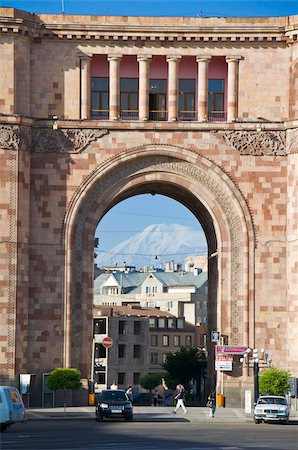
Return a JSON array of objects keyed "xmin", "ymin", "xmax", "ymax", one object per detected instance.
[{"xmin": 252, "ymin": 349, "xmax": 259, "ymax": 405}]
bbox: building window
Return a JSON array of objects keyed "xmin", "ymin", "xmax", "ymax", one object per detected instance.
[
  {"xmin": 149, "ymin": 79, "xmax": 167, "ymax": 120},
  {"xmin": 177, "ymin": 318, "xmax": 184, "ymax": 329},
  {"xmin": 134, "ymin": 344, "xmax": 141, "ymax": 358},
  {"xmin": 185, "ymin": 335, "xmax": 192, "ymax": 347},
  {"xmin": 119, "ymin": 320, "xmax": 127, "ymax": 335},
  {"xmin": 95, "ymin": 372, "xmax": 106, "ymax": 384},
  {"xmin": 118, "ymin": 344, "xmax": 126, "ymax": 358},
  {"xmin": 93, "ymin": 318, "xmax": 106, "ymax": 335},
  {"xmin": 95, "ymin": 343, "xmax": 106, "ymax": 359},
  {"xmin": 162, "ymin": 353, "xmax": 168, "ymax": 363},
  {"xmin": 168, "ymin": 318, "xmax": 176, "ymax": 328},
  {"xmin": 151, "ymin": 335, "xmax": 158, "ymax": 346},
  {"xmin": 174, "ymin": 335, "xmax": 180, "ymax": 347},
  {"xmin": 162, "ymin": 335, "xmax": 169, "ymax": 347},
  {"xmin": 178, "ymin": 79, "xmax": 196, "ymax": 121},
  {"xmin": 118, "ymin": 372, "xmax": 125, "ymax": 385},
  {"xmin": 133, "ymin": 372, "xmax": 141, "ymax": 384},
  {"xmin": 158, "ymin": 318, "xmax": 166, "ymax": 328},
  {"xmin": 120, "ymin": 78, "xmax": 138, "ymax": 120},
  {"xmin": 134, "ymin": 321, "xmax": 141, "ymax": 335},
  {"xmin": 149, "ymin": 318, "xmax": 156, "ymax": 328},
  {"xmin": 91, "ymin": 77, "xmax": 109, "ymax": 119},
  {"xmin": 208, "ymin": 79, "xmax": 225, "ymax": 121},
  {"xmin": 151, "ymin": 352, "xmax": 158, "ymax": 364}
]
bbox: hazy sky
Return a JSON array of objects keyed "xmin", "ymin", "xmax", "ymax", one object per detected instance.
[{"xmin": 1, "ymin": 0, "xmax": 297, "ymax": 17}]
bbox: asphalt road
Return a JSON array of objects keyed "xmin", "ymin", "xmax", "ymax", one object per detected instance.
[{"xmin": 1, "ymin": 419, "xmax": 298, "ymax": 450}]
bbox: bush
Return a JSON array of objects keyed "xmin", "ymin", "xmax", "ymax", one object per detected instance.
[{"xmin": 259, "ymin": 368, "xmax": 291, "ymax": 396}]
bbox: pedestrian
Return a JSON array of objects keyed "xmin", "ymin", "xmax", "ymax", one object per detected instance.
[
  {"xmin": 126, "ymin": 385, "xmax": 133, "ymax": 401},
  {"xmin": 207, "ymin": 389, "xmax": 216, "ymax": 417},
  {"xmin": 173, "ymin": 383, "xmax": 187, "ymax": 414},
  {"xmin": 110, "ymin": 380, "xmax": 118, "ymax": 390},
  {"xmin": 153, "ymin": 389, "xmax": 159, "ymax": 406}
]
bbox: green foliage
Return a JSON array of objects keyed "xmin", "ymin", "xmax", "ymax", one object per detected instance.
[
  {"xmin": 46, "ymin": 368, "xmax": 82, "ymax": 392},
  {"xmin": 140, "ymin": 373, "xmax": 165, "ymax": 392},
  {"xmin": 259, "ymin": 368, "xmax": 291, "ymax": 395},
  {"xmin": 162, "ymin": 346, "xmax": 206, "ymax": 389}
]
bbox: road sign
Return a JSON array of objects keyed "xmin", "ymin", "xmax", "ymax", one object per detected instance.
[
  {"xmin": 211, "ymin": 331, "xmax": 220, "ymax": 342},
  {"xmin": 216, "ymin": 345, "xmax": 248, "ymax": 355},
  {"xmin": 215, "ymin": 355, "xmax": 233, "ymax": 371},
  {"xmin": 102, "ymin": 336, "xmax": 113, "ymax": 348}
]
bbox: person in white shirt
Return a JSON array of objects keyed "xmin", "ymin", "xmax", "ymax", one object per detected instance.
[{"xmin": 110, "ymin": 381, "xmax": 118, "ymax": 390}]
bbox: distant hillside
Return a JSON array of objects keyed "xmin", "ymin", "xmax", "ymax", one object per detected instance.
[{"xmin": 95, "ymin": 223, "xmax": 207, "ymax": 269}]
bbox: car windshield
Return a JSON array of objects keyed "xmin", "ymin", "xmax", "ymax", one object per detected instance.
[
  {"xmin": 100, "ymin": 391, "xmax": 128, "ymax": 402},
  {"xmin": 258, "ymin": 397, "xmax": 286, "ymax": 405}
]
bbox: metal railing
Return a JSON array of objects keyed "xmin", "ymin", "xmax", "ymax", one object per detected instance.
[
  {"xmin": 178, "ymin": 110, "xmax": 197, "ymax": 121},
  {"xmin": 149, "ymin": 110, "xmax": 167, "ymax": 121},
  {"xmin": 208, "ymin": 111, "xmax": 227, "ymax": 122},
  {"xmin": 90, "ymin": 109, "xmax": 109, "ymax": 120},
  {"xmin": 120, "ymin": 109, "xmax": 139, "ymax": 120}
]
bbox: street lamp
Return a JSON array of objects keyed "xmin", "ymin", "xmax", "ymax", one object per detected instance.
[{"xmin": 240, "ymin": 348, "xmax": 272, "ymax": 406}]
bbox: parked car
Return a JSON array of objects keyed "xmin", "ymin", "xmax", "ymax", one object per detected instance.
[
  {"xmin": 95, "ymin": 389, "xmax": 133, "ymax": 422},
  {"xmin": 0, "ymin": 386, "xmax": 26, "ymax": 432},
  {"xmin": 254, "ymin": 395, "xmax": 289, "ymax": 424}
]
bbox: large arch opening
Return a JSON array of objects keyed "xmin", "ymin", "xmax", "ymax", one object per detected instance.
[{"xmin": 63, "ymin": 146, "xmax": 255, "ymax": 401}]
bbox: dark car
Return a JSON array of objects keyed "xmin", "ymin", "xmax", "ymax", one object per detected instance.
[{"xmin": 95, "ymin": 389, "xmax": 133, "ymax": 422}]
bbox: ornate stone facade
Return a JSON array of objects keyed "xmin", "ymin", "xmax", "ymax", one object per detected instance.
[{"xmin": 0, "ymin": 7, "xmax": 298, "ymax": 406}]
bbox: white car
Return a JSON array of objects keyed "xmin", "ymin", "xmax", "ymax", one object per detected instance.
[{"xmin": 254, "ymin": 395, "xmax": 289, "ymax": 424}]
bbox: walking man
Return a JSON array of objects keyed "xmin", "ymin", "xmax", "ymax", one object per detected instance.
[{"xmin": 173, "ymin": 384, "xmax": 187, "ymax": 414}]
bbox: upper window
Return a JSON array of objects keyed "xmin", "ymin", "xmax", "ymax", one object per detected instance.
[
  {"xmin": 93, "ymin": 318, "xmax": 106, "ymax": 335},
  {"xmin": 149, "ymin": 79, "xmax": 167, "ymax": 121},
  {"xmin": 119, "ymin": 320, "xmax": 127, "ymax": 336},
  {"xmin": 208, "ymin": 79, "xmax": 225, "ymax": 121},
  {"xmin": 178, "ymin": 79, "xmax": 196, "ymax": 121},
  {"xmin": 134, "ymin": 321, "xmax": 141, "ymax": 335},
  {"xmin": 91, "ymin": 77, "xmax": 109, "ymax": 119},
  {"xmin": 133, "ymin": 345, "xmax": 142, "ymax": 358},
  {"xmin": 158, "ymin": 318, "xmax": 166, "ymax": 328},
  {"xmin": 120, "ymin": 78, "xmax": 138, "ymax": 120},
  {"xmin": 162, "ymin": 335, "xmax": 169, "ymax": 346}
]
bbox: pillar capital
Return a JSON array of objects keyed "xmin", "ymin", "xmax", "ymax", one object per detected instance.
[
  {"xmin": 166, "ymin": 55, "xmax": 182, "ymax": 62},
  {"xmin": 137, "ymin": 55, "xmax": 152, "ymax": 62},
  {"xmin": 225, "ymin": 56, "xmax": 242, "ymax": 63},
  {"xmin": 107, "ymin": 54, "xmax": 122, "ymax": 62},
  {"xmin": 196, "ymin": 55, "xmax": 212, "ymax": 63}
]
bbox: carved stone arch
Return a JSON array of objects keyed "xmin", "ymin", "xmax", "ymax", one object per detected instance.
[{"xmin": 63, "ymin": 145, "xmax": 255, "ymax": 375}]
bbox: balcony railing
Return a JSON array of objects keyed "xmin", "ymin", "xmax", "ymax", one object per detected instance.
[
  {"xmin": 91, "ymin": 109, "xmax": 109, "ymax": 120},
  {"xmin": 120, "ymin": 109, "xmax": 139, "ymax": 121},
  {"xmin": 208, "ymin": 111, "xmax": 227, "ymax": 122},
  {"xmin": 178, "ymin": 110, "xmax": 197, "ymax": 121},
  {"xmin": 149, "ymin": 110, "xmax": 167, "ymax": 121}
]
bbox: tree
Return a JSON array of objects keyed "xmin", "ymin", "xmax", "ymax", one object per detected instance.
[
  {"xmin": 259, "ymin": 368, "xmax": 291, "ymax": 396},
  {"xmin": 162, "ymin": 346, "xmax": 206, "ymax": 390},
  {"xmin": 46, "ymin": 368, "xmax": 82, "ymax": 415},
  {"xmin": 140, "ymin": 373, "xmax": 165, "ymax": 392}
]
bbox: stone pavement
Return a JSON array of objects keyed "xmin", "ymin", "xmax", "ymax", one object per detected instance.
[{"xmin": 25, "ymin": 406, "xmax": 298, "ymax": 423}]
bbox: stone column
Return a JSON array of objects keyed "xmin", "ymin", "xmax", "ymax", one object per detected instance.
[
  {"xmin": 80, "ymin": 55, "xmax": 91, "ymax": 120},
  {"xmin": 137, "ymin": 55, "xmax": 152, "ymax": 121},
  {"xmin": 166, "ymin": 55, "xmax": 181, "ymax": 122},
  {"xmin": 196, "ymin": 56, "xmax": 211, "ymax": 122},
  {"xmin": 226, "ymin": 56, "xmax": 241, "ymax": 122},
  {"xmin": 108, "ymin": 55, "xmax": 122, "ymax": 120}
]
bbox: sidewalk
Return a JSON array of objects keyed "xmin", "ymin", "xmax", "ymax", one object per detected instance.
[{"xmin": 25, "ymin": 406, "xmax": 298, "ymax": 422}]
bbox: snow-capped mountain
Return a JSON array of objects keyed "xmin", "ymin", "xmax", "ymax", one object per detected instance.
[{"xmin": 95, "ymin": 223, "xmax": 207, "ymax": 269}]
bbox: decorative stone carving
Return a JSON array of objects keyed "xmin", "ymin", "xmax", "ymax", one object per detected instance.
[
  {"xmin": 213, "ymin": 130, "xmax": 287, "ymax": 156},
  {"xmin": 32, "ymin": 128, "xmax": 109, "ymax": 153},
  {"xmin": 0, "ymin": 124, "xmax": 20, "ymax": 150},
  {"xmin": 287, "ymin": 128, "xmax": 298, "ymax": 154}
]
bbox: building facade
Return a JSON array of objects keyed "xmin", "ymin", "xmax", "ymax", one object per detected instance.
[{"xmin": 0, "ymin": 8, "xmax": 298, "ymax": 406}]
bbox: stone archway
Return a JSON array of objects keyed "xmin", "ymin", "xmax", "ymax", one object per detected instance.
[{"xmin": 63, "ymin": 145, "xmax": 255, "ymax": 380}]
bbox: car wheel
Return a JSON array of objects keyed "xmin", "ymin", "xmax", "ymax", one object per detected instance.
[
  {"xmin": 282, "ymin": 418, "xmax": 289, "ymax": 424},
  {"xmin": 96, "ymin": 413, "xmax": 103, "ymax": 422},
  {"xmin": 254, "ymin": 417, "xmax": 261, "ymax": 424}
]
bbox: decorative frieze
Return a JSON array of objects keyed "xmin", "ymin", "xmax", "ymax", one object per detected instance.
[
  {"xmin": 213, "ymin": 130, "xmax": 287, "ymax": 156},
  {"xmin": 0, "ymin": 124, "xmax": 20, "ymax": 150},
  {"xmin": 31, "ymin": 128, "xmax": 109, "ymax": 153}
]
